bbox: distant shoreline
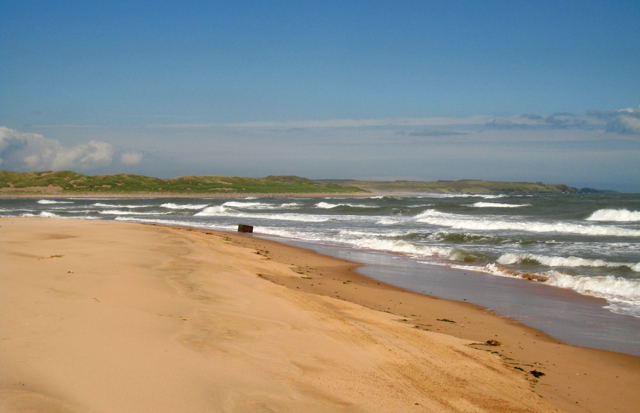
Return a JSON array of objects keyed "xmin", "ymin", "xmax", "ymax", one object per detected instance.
[
  {"xmin": 3, "ymin": 170, "xmax": 616, "ymax": 196},
  {"xmin": 0, "ymin": 191, "xmax": 378, "ymax": 199}
]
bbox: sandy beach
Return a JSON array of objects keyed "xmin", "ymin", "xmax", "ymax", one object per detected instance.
[{"xmin": 1, "ymin": 218, "xmax": 638, "ymax": 412}]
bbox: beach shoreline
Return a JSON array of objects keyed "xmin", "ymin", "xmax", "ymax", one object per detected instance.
[{"xmin": 1, "ymin": 217, "xmax": 638, "ymax": 412}]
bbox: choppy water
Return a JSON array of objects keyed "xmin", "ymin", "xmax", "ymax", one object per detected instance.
[{"xmin": 2, "ymin": 193, "xmax": 640, "ymax": 353}]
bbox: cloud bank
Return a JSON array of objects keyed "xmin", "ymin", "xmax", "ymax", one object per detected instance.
[
  {"xmin": 0, "ymin": 127, "xmax": 115, "ymax": 171},
  {"xmin": 587, "ymin": 105, "xmax": 640, "ymax": 134}
]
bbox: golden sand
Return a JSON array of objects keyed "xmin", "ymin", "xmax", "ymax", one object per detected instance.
[{"xmin": 1, "ymin": 218, "xmax": 638, "ymax": 412}]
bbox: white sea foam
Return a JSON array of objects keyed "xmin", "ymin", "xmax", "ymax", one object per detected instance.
[
  {"xmin": 21, "ymin": 211, "xmax": 61, "ymax": 218},
  {"xmin": 450, "ymin": 263, "xmax": 640, "ymax": 317},
  {"xmin": 415, "ymin": 209, "xmax": 640, "ymax": 237},
  {"xmin": 497, "ymin": 252, "xmax": 640, "ymax": 272},
  {"xmin": 195, "ymin": 206, "xmax": 332, "ymax": 222},
  {"xmin": 315, "ymin": 201, "xmax": 375, "ymax": 209},
  {"xmin": 221, "ymin": 201, "xmax": 300, "ymax": 210},
  {"xmin": 316, "ymin": 202, "xmax": 338, "ymax": 209},
  {"xmin": 341, "ymin": 237, "xmax": 452, "ymax": 258},
  {"xmin": 92, "ymin": 203, "xmax": 154, "ymax": 208},
  {"xmin": 377, "ymin": 218, "xmax": 401, "ymax": 225},
  {"xmin": 161, "ymin": 203, "xmax": 208, "ymax": 210},
  {"xmin": 195, "ymin": 206, "xmax": 228, "ymax": 216},
  {"xmin": 37, "ymin": 200, "xmax": 73, "ymax": 204},
  {"xmin": 586, "ymin": 209, "xmax": 640, "ymax": 222},
  {"xmin": 223, "ymin": 201, "xmax": 273, "ymax": 209},
  {"xmin": 472, "ymin": 202, "xmax": 528, "ymax": 208},
  {"xmin": 99, "ymin": 210, "xmax": 171, "ymax": 216},
  {"xmin": 420, "ymin": 193, "xmax": 506, "ymax": 199},
  {"xmin": 545, "ymin": 272, "xmax": 640, "ymax": 317}
]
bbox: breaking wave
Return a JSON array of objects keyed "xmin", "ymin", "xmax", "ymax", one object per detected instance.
[
  {"xmin": 161, "ymin": 203, "xmax": 208, "ymax": 210},
  {"xmin": 451, "ymin": 263, "xmax": 640, "ymax": 317},
  {"xmin": 195, "ymin": 206, "xmax": 331, "ymax": 222},
  {"xmin": 98, "ymin": 210, "xmax": 171, "ymax": 216},
  {"xmin": 377, "ymin": 218, "xmax": 401, "ymax": 225},
  {"xmin": 415, "ymin": 209, "xmax": 640, "ymax": 237},
  {"xmin": 586, "ymin": 209, "xmax": 640, "ymax": 222},
  {"xmin": 221, "ymin": 201, "xmax": 300, "ymax": 210},
  {"xmin": 37, "ymin": 200, "xmax": 73, "ymax": 204},
  {"xmin": 472, "ymin": 202, "xmax": 529, "ymax": 208},
  {"xmin": 315, "ymin": 202, "xmax": 375, "ymax": 209},
  {"xmin": 21, "ymin": 211, "xmax": 61, "ymax": 218},
  {"xmin": 93, "ymin": 203, "xmax": 154, "ymax": 209},
  {"xmin": 497, "ymin": 252, "xmax": 640, "ymax": 272},
  {"xmin": 420, "ymin": 193, "xmax": 506, "ymax": 199}
]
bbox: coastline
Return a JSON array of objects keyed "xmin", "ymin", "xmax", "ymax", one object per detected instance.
[
  {"xmin": 0, "ymin": 191, "xmax": 376, "ymax": 199},
  {"xmin": 1, "ymin": 217, "xmax": 638, "ymax": 412}
]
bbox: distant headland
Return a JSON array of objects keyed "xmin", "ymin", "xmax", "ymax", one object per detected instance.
[{"xmin": 0, "ymin": 170, "xmax": 612, "ymax": 196}]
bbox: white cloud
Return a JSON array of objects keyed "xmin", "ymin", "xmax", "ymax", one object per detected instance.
[
  {"xmin": 613, "ymin": 115, "xmax": 640, "ymax": 134},
  {"xmin": 120, "ymin": 151, "xmax": 143, "ymax": 165},
  {"xmin": 0, "ymin": 126, "xmax": 114, "ymax": 171},
  {"xmin": 588, "ymin": 105, "xmax": 640, "ymax": 134}
]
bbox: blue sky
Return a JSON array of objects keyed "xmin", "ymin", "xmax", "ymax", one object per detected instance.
[{"xmin": 1, "ymin": 1, "xmax": 639, "ymax": 191}]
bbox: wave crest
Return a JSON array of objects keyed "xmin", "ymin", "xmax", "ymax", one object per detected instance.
[
  {"xmin": 498, "ymin": 252, "xmax": 640, "ymax": 272},
  {"xmin": 586, "ymin": 209, "xmax": 640, "ymax": 222},
  {"xmin": 415, "ymin": 209, "xmax": 640, "ymax": 237},
  {"xmin": 161, "ymin": 203, "xmax": 208, "ymax": 210},
  {"xmin": 472, "ymin": 202, "xmax": 528, "ymax": 208}
]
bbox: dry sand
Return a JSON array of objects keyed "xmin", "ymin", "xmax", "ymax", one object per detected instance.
[{"xmin": 1, "ymin": 218, "xmax": 638, "ymax": 412}]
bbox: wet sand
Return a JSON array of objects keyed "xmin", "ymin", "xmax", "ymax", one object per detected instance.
[{"xmin": 1, "ymin": 217, "xmax": 638, "ymax": 412}]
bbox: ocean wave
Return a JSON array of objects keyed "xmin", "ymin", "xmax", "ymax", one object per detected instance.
[
  {"xmin": 223, "ymin": 201, "xmax": 274, "ymax": 209},
  {"xmin": 451, "ymin": 263, "xmax": 640, "ymax": 317},
  {"xmin": 435, "ymin": 232, "xmax": 496, "ymax": 243},
  {"xmin": 221, "ymin": 201, "xmax": 300, "ymax": 210},
  {"xmin": 20, "ymin": 211, "xmax": 61, "ymax": 218},
  {"xmin": 497, "ymin": 252, "xmax": 640, "ymax": 272},
  {"xmin": 195, "ymin": 206, "xmax": 332, "ymax": 222},
  {"xmin": 586, "ymin": 209, "xmax": 640, "ymax": 222},
  {"xmin": 420, "ymin": 193, "xmax": 506, "ymax": 199},
  {"xmin": 546, "ymin": 272, "xmax": 640, "ymax": 317},
  {"xmin": 472, "ymin": 202, "xmax": 529, "ymax": 208},
  {"xmin": 194, "ymin": 206, "xmax": 229, "ymax": 216},
  {"xmin": 92, "ymin": 203, "xmax": 154, "ymax": 209},
  {"xmin": 161, "ymin": 203, "xmax": 208, "ymax": 210},
  {"xmin": 37, "ymin": 200, "xmax": 73, "ymax": 204},
  {"xmin": 98, "ymin": 210, "xmax": 171, "ymax": 216},
  {"xmin": 315, "ymin": 202, "xmax": 376, "ymax": 209},
  {"xmin": 343, "ymin": 237, "xmax": 453, "ymax": 258},
  {"xmin": 377, "ymin": 218, "xmax": 401, "ymax": 225},
  {"xmin": 415, "ymin": 209, "xmax": 640, "ymax": 237},
  {"xmin": 315, "ymin": 202, "xmax": 338, "ymax": 209}
]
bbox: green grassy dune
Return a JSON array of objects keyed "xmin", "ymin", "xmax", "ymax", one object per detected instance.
[
  {"xmin": 1, "ymin": 170, "xmax": 581, "ymax": 195},
  {"xmin": 317, "ymin": 179, "xmax": 577, "ymax": 194},
  {"xmin": 0, "ymin": 171, "xmax": 364, "ymax": 195}
]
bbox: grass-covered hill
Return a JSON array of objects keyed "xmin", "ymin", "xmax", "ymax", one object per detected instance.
[
  {"xmin": 317, "ymin": 179, "xmax": 578, "ymax": 194},
  {"xmin": 0, "ymin": 171, "xmax": 365, "ymax": 195},
  {"xmin": 0, "ymin": 170, "xmax": 582, "ymax": 196}
]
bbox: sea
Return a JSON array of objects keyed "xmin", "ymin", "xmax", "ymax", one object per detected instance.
[{"xmin": 2, "ymin": 193, "xmax": 639, "ymax": 356}]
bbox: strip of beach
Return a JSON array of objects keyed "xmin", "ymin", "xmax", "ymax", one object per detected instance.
[{"xmin": 1, "ymin": 217, "xmax": 638, "ymax": 412}]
